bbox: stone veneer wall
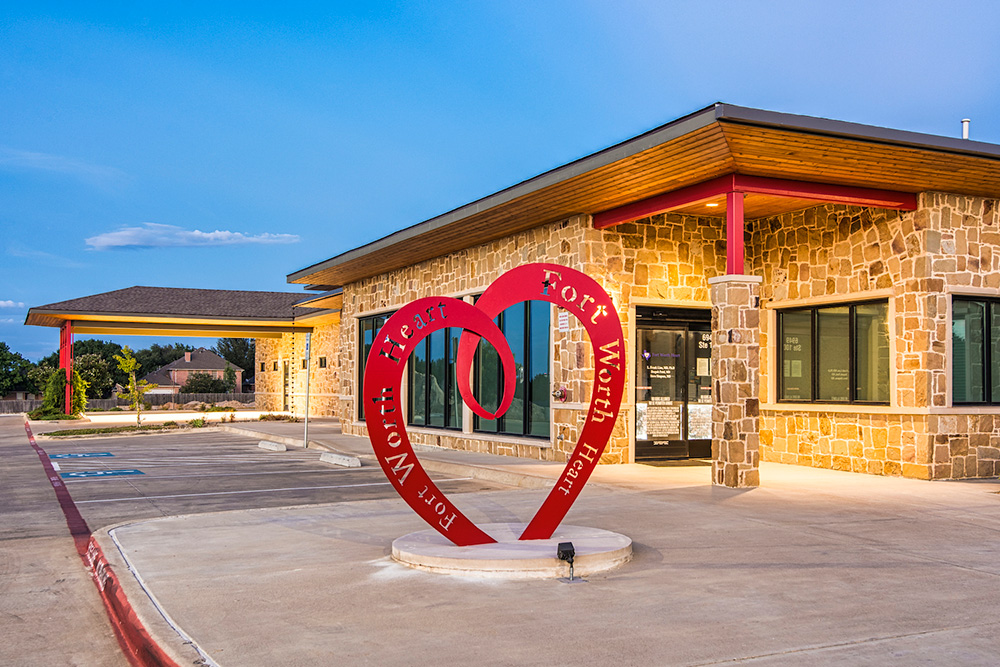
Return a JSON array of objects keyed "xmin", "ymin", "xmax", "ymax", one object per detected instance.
[
  {"xmin": 339, "ymin": 211, "xmax": 727, "ymax": 463},
  {"xmin": 752, "ymin": 194, "xmax": 1000, "ymax": 479},
  {"xmin": 253, "ymin": 323, "xmax": 340, "ymax": 416}
]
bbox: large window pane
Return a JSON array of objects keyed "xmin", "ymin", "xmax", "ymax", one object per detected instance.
[
  {"xmin": 409, "ymin": 338, "xmax": 427, "ymax": 426},
  {"xmin": 854, "ymin": 302, "xmax": 890, "ymax": 402},
  {"xmin": 475, "ymin": 330, "xmax": 500, "ymax": 433},
  {"xmin": 528, "ymin": 301, "xmax": 551, "ymax": 437},
  {"xmin": 358, "ymin": 315, "xmax": 388, "ymax": 420},
  {"xmin": 779, "ymin": 310, "xmax": 813, "ymax": 400},
  {"xmin": 953, "ymin": 300, "xmax": 985, "ymax": 403},
  {"xmin": 817, "ymin": 306, "xmax": 850, "ymax": 401},
  {"xmin": 427, "ymin": 329, "xmax": 446, "ymax": 427},
  {"xmin": 504, "ymin": 304, "xmax": 526, "ymax": 435},
  {"xmin": 448, "ymin": 329, "xmax": 462, "ymax": 429}
]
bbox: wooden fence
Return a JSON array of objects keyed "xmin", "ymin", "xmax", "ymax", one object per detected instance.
[{"xmin": 0, "ymin": 393, "xmax": 257, "ymax": 415}]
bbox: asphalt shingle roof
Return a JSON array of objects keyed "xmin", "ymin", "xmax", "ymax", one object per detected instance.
[{"xmin": 34, "ymin": 286, "xmax": 318, "ymax": 319}]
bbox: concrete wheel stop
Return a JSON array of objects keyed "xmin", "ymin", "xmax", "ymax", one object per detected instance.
[{"xmin": 391, "ymin": 523, "xmax": 632, "ymax": 579}]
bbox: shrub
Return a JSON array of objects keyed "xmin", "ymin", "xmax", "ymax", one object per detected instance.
[
  {"xmin": 180, "ymin": 372, "xmax": 228, "ymax": 393},
  {"xmin": 188, "ymin": 417, "xmax": 206, "ymax": 428},
  {"xmin": 28, "ymin": 369, "xmax": 88, "ymax": 419}
]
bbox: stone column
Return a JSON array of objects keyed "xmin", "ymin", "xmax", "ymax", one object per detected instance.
[{"xmin": 708, "ymin": 275, "xmax": 762, "ymax": 488}]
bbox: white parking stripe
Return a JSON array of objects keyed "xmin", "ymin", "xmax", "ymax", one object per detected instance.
[{"xmin": 74, "ymin": 477, "xmax": 473, "ymax": 503}]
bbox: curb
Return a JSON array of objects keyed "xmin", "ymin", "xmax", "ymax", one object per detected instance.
[
  {"xmin": 86, "ymin": 532, "xmax": 205, "ymax": 667},
  {"xmin": 217, "ymin": 424, "xmax": 555, "ymax": 490},
  {"xmin": 217, "ymin": 424, "xmax": 340, "ymax": 454}
]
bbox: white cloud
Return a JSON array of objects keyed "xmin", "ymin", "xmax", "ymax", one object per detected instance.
[
  {"xmin": 85, "ymin": 223, "xmax": 300, "ymax": 250},
  {"xmin": 0, "ymin": 318, "xmax": 16, "ymax": 324},
  {"xmin": 0, "ymin": 146, "xmax": 126, "ymax": 186},
  {"xmin": 0, "ymin": 300, "xmax": 25, "ymax": 308}
]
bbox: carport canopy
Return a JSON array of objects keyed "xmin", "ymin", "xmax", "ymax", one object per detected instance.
[{"xmin": 24, "ymin": 286, "xmax": 341, "ymax": 410}]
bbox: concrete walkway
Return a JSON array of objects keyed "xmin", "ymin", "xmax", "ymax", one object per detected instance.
[{"xmin": 90, "ymin": 418, "xmax": 1000, "ymax": 666}]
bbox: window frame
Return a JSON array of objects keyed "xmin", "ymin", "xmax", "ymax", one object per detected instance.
[
  {"xmin": 952, "ymin": 296, "xmax": 1000, "ymax": 405},
  {"xmin": 357, "ymin": 312, "xmax": 392, "ymax": 421},
  {"xmin": 777, "ymin": 299, "xmax": 890, "ymax": 405}
]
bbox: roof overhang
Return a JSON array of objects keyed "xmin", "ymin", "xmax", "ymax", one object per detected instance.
[
  {"xmin": 288, "ymin": 103, "xmax": 1000, "ymax": 290},
  {"xmin": 25, "ymin": 286, "xmax": 341, "ymax": 338}
]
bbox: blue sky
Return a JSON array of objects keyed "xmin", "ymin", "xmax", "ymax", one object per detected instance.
[{"xmin": 2, "ymin": 1, "xmax": 999, "ymax": 360}]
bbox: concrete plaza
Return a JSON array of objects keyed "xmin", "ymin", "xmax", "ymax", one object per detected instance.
[{"xmin": 88, "ymin": 420, "xmax": 1000, "ymax": 666}]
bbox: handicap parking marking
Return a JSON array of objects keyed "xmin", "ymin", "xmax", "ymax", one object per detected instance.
[
  {"xmin": 49, "ymin": 452, "xmax": 115, "ymax": 459},
  {"xmin": 59, "ymin": 469, "xmax": 144, "ymax": 479}
]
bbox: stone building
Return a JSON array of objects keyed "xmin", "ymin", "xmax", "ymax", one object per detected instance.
[
  {"xmin": 274, "ymin": 103, "xmax": 1000, "ymax": 486},
  {"xmin": 26, "ymin": 104, "xmax": 1000, "ymax": 488}
]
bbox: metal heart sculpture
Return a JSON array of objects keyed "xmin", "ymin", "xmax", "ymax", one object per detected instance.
[{"xmin": 363, "ymin": 263, "xmax": 625, "ymax": 546}]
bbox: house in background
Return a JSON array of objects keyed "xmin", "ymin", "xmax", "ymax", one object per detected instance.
[{"xmin": 142, "ymin": 347, "xmax": 243, "ymax": 394}]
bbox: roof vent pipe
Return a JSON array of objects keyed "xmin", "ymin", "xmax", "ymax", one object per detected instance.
[{"xmin": 962, "ymin": 118, "xmax": 970, "ymax": 140}]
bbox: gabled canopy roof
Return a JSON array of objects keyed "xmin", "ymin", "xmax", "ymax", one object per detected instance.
[
  {"xmin": 288, "ymin": 102, "xmax": 1000, "ymax": 290},
  {"xmin": 25, "ymin": 286, "xmax": 340, "ymax": 338}
]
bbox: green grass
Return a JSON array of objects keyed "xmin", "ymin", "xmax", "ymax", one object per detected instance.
[{"xmin": 45, "ymin": 423, "xmax": 186, "ymax": 437}]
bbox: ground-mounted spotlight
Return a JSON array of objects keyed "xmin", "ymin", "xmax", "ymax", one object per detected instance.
[{"xmin": 557, "ymin": 541, "xmax": 576, "ymax": 581}]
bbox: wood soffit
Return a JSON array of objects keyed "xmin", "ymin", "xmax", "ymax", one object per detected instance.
[{"xmin": 290, "ymin": 107, "xmax": 1000, "ymax": 290}]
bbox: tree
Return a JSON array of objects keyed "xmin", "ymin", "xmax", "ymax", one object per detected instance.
[
  {"xmin": 180, "ymin": 372, "xmax": 228, "ymax": 393},
  {"xmin": 0, "ymin": 342, "xmax": 33, "ymax": 397},
  {"xmin": 212, "ymin": 338, "xmax": 255, "ymax": 379},
  {"xmin": 29, "ymin": 368, "xmax": 88, "ymax": 418},
  {"xmin": 113, "ymin": 346, "xmax": 157, "ymax": 425},
  {"xmin": 27, "ymin": 363, "xmax": 57, "ymax": 395},
  {"xmin": 39, "ymin": 339, "xmax": 127, "ymax": 388},
  {"xmin": 75, "ymin": 353, "xmax": 114, "ymax": 399},
  {"xmin": 223, "ymin": 364, "xmax": 237, "ymax": 392}
]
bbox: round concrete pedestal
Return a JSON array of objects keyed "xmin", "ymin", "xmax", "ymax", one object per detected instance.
[{"xmin": 391, "ymin": 524, "xmax": 632, "ymax": 579}]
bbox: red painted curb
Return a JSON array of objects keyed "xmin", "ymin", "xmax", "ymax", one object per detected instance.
[{"xmin": 24, "ymin": 421, "xmax": 182, "ymax": 667}]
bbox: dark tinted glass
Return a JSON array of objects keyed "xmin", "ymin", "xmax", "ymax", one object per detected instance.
[
  {"xmin": 855, "ymin": 302, "xmax": 890, "ymax": 402},
  {"xmin": 953, "ymin": 300, "xmax": 986, "ymax": 403},
  {"xmin": 528, "ymin": 301, "xmax": 551, "ymax": 437},
  {"xmin": 779, "ymin": 310, "xmax": 813, "ymax": 400},
  {"xmin": 817, "ymin": 306, "xmax": 850, "ymax": 401}
]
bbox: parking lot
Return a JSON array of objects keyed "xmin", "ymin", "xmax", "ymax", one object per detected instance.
[{"xmin": 37, "ymin": 429, "xmax": 508, "ymax": 530}]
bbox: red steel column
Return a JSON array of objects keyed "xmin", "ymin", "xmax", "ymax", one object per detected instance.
[
  {"xmin": 60, "ymin": 321, "xmax": 73, "ymax": 412},
  {"xmin": 726, "ymin": 190, "xmax": 745, "ymax": 274}
]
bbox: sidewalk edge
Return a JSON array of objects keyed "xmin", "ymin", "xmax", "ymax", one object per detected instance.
[{"xmin": 89, "ymin": 526, "xmax": 211, "ymax": 667}]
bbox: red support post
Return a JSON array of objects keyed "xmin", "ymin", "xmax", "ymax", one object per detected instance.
[
  {"xmin": 59, "ymin": 321, "xmax": 73, "ymax": 413},
  {"xmin": 726, "ymin": 190, "xmax": 745, "ymax": 275}
]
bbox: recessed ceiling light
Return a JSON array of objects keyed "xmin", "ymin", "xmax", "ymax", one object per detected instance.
[{"xmin": 706, "ymin": 203, "xmax": 719, "ymax": 207}]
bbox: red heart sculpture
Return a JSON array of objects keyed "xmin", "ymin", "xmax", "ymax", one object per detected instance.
[{"xmin": 363, "ymin": 263, "xmax": 625, "ymax": 546}]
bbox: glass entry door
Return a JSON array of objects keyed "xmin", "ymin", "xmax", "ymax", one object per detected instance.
[{"xmin": 635, "ymin": 307, "xmax": 712, "ymax": 460}]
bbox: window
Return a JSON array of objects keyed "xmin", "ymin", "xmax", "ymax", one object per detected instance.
[
  {"xmin": 260, "ymin": 362, "xmax": 266, "ymax": 372},
  {"xmin": 318, "ymin": 356, "xmax": 327, "ymax": 369},
  {"xmin": 273, "ymin": 361, "xmax": 278, "ymax": 371},
  {"xmin": 302, "ymin": 359, "xmax": 308, "ymax": 370},
  {"xmin": 408, "ymin": 328, "xmax": 462, "ymax": 430},
  {"xmin": 778, "ymin": 301, "xmax": 889, "ymax": 403},
  {"xmin": 358, "ymin": 313, "xmax": 391, "ymax": 420},
  {"xmin": 952, "ymin": 297, "xmax": 1000, "ymax": 404},
  {"xmin": 474, "ymin": 300, "xmax": 551, "ymax": 437}
]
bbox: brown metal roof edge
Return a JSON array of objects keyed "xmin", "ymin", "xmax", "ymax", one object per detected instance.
[
  {"xmin": 287, "ymin": 103, "xmax": 1000, "ymax": 288},
  {"xmin": 715, "ymin": 104, "xmax": 1000, "ymax": 160},
  {"xmin": 23, "ymin": 308, "xmax": 314, "ymax": 328},
  {"xmin": 286, "ymin": 102, "xmax": 727, "ymax": 286}
]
